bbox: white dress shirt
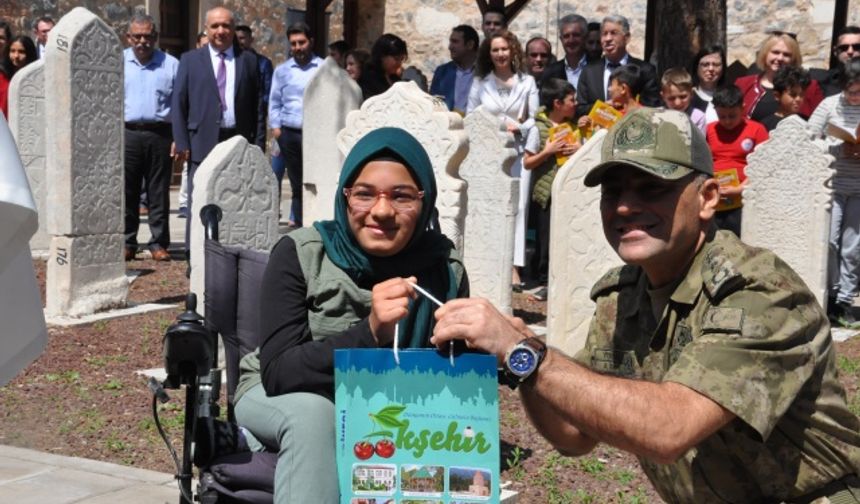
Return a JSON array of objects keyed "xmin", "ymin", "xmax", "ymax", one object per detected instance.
[{"xmin": 208, "ymin": 44, "xmax": 236, "ymax": 128}]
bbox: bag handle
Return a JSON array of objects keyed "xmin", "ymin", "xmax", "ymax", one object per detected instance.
[{"xmin": 392, "ymin": 282, "xmax": 454, "ymax": 367}]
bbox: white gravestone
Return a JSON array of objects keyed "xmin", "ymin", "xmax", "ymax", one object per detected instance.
[
  {"xmin": 742, "ymin": 115, "xmax": 834, "ymax": 306},
  {"xmin": 302, "ymin": 57, "xmax": 362, "ymax": 224},
  {"xmin": 337, "ymin": 81, "xmax": 468, "ymax": 251},
  {"xmin": 44, "ymin": 8, "xmax": 128, "ymax": 317},
  {"xmin": 8, "ymin": 60, "xmax": 48, "ymax": 252},
  {"xmin": 546, "ymin": 130, "xmax": 622, "ymax": 356},
  {"xmin": 460, "ymin": 106, "xmax": 518, "ymax": 313},
  {"xmin": 190, "ymin": 137, "xmax": 280, "ymax": 310}
]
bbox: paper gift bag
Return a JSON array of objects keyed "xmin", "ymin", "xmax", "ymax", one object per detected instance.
[{"xmin": 335, "ymin": 349, "xmax": 500, "ymax": 504}]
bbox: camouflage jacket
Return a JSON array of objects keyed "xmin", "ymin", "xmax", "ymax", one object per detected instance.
[{"xmin": 575, "ymin": 230, "xmax": 860, "ymax": 503}]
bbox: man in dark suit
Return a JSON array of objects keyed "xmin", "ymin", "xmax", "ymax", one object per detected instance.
[
  {"xmin": 576, "ymin": 15, "xmax": 661, "ymax": 117},
  {"xmin": 236, "ymin": 23, "xmax": 274, "ymax": 132},
  {"xmin": 541, "ymin": 14, "xmax": 588, "ymax": 91},
  {"xmin": 171, "ymin": 6, "xmax": 265, "ymax": 255},
  {"xmin": 429, "ymin": 25, "xmax": 479, "ymax": 112}
]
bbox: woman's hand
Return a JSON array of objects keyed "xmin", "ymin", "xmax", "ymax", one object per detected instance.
[{"xmin": 369, "ymin": 276, "xmax": 417, "ymax": 346}]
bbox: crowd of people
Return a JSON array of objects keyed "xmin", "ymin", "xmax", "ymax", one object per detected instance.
[
  {"xmin": 0, "ymin": 17, "xmax": 51, "ymax": 116},
  {"xmin": 3, "ymin": 6, "xmax": 860, "ymax": 503}
]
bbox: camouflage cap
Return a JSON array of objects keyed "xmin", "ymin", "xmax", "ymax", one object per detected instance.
[{"xmin": 583, "ymin": 108, "xmax": 714, "ymax": 187}]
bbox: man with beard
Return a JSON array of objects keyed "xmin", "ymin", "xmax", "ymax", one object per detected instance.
[
  {"xmin": 269, "ymin": 22, "xmax": 323, "ymax": 228},
  {"xmin": 122, "ymin": 13, "xmax": 178, "ymax": 261},
  {"xmin": 430, "ymin": 25, "xmax": 479, "ymax": 113}
]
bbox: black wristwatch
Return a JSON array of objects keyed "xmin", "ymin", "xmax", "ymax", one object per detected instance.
[{"xmin": 500, "ymin": 337, "xmax": 547, "ymax": 389}]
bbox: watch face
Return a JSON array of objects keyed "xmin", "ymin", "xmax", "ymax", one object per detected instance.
[{"xmin": 508, "ymin": 347, "xmax": 536, "ymax": 377}]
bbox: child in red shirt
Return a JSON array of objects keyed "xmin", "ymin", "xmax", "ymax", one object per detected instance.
[{"xmin": 706, "ymin": 84, "xmax": 769, "ymax": 236}]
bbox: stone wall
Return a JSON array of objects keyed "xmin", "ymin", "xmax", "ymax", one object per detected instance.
[
  {"xmin": 726, "ymin": 0, "xmax": 860, "ymax": 69},
  {"xmin": 0, "ymin": 0, "xmax": 142, "ymax": 44},
  {"xmin": 378, "ymin": 0, "xmax": 858, "ymax": 79},
  {"xmin": 1, "ymin": 0, "xmax": 857, "ymax": 86},
  {"xmin": 379, "ymin": 0, "xmax": 650, "ymax": 79}
]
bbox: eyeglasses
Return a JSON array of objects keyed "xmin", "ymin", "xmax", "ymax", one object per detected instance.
[
  {"xmin": 768, "ymin": 30, "xmax": 797, "ymax": 40},
  {"xmin": 128, "ymin": 33, "xmax": 155, "ymax": 41},
  {"xmin": 836, "ymin": 43, "xmax": 860, "ymax": 53},
  {"xmin": 344, "ymin": 187, "xmax": 424, "ymax": 212}
]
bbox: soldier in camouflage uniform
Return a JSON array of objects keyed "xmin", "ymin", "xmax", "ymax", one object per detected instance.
[{"xmin": 432, "ymin": 108, "xmax": 860, "ymax": 503}]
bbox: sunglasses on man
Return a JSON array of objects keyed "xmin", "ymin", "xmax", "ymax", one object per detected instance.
[{"xmin": 835, "ymin": 43, "xmax": 860, "ymax": 53}]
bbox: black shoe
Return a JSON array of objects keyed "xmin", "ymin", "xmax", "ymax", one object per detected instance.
[
  {"xmin": 177, "ymin": 206, "xmax": 188, "ymax": 219},
  {"xmin": 835, "ymin": 301, "xmax": 858, "ymax": 327}
]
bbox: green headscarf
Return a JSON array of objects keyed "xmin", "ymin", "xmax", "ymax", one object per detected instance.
[{"xmin": 313, "ymin": 128, "xmax": 458, "ymax": 347}]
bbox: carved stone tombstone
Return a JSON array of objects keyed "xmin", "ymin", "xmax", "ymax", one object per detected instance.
[
  {"xmin": 302, "ymin": 57, "xmax": 362, "ymax": 224},
  {"xmin": 8, "ymin": 60, "xmax": 48, "ymax": 252},
  {"xmin": 190, "ymin": 137, "xmax": 280, "ymax": 309},
  {"xmin": 460, "ymin": 106, "xmax": 518, "ymax": 313},
  {"xmin": 742, "ymin": 115, "xmax": 834, "ymax": 306},
  {"xmin": 337, "ymin": 81, "xmax": 468, "ymax": 251},
  {"xmin": 44, "ymin": 8, "xmax": 128, "ymax": 317},
  {"xmin": 546, "ymin": 130, "xmax": 621, "ymax": 356}
]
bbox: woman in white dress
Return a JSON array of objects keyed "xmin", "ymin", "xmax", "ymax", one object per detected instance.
[{"xmin": 467, "ymin": 30, "xmax": 538, "ymax": 288}]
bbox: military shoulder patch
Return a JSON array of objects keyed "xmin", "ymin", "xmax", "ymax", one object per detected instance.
[
  {"xmin": 590, "ymin": 265, "xmax": 641, "ymax": 300},
  {"xmin": 701, "ymin": 246, "xmax": 745, "ymax": 301},
  {"xmin": 701, "ymin": 306, "xmax": 745, "ymax": 334}
]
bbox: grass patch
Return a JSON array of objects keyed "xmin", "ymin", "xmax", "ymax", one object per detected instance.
[
  {"xmin": 85, "ymin": 355, "xmax": 129, "ymax": 368},
  {"xmin": 578, "ymin": 456, "xmax": 606, "ymax": 476},
  {"xmin": 616, "ymin": 486, "xmax": 651, "ymax": 503},
  {"xmin": 848, "ymin": 391, "xmax": 860, "ymax": 417},
  {"xmin": 102, "ymin": 379, "xmax": 123, "ymax": 391},
  {"xmin": 837, "ymin": 355, "xmax": 859, "ymax": 375},
  {"xmin": 44, "ymin": 370, "xmax": 80, "ymax": 384},
  {"xmin": 105, "ymin": 432, "xmax": 128, "ymax": 452},
  {"xmin": 612, "ymin": 468, "xmax": 636, "ymax": 485}
]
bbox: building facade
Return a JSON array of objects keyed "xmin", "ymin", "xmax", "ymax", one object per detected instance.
[{"xmin": 4, "ymin": 1, "xmax": 859, "ymax": 82}]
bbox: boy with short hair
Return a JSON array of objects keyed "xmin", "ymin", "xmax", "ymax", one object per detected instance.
[
  {"xmin": 524, "ymin": 78, "xmax": 581, "ymax": 301},
  {"xmin": 660, "ymin": 67, "xmax": 707, "ymax": 132},
  {"xmin": 760, "ymin": 66, "xmax": 812, "ymax": 131},
  {"xmin": 607, "ymin": 64, "xmax": 643, "ymax": 114},
  {"xmin": 706, "ymin": 84, "xmax": 769, "ymax": 236},
  {"xmin": 577, "ymin": 64, "xmax": 642, "ymax": 133}
]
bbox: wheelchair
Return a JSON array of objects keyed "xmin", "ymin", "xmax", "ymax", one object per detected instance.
[{"xmin": 150, "ymin": 204, "xmax": 277, "ymax": 504}]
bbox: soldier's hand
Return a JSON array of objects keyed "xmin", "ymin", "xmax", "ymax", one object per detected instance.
[{"xmin": 432, "ymin": 298, "xmax": 529, "ymax": 364}]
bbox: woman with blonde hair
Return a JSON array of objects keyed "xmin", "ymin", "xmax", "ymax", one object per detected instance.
[
  {"xmin": 467, "ymin": 30, "xmax": 538, "ymax": 289},
  {"xmin": 734, "ymin": 32, "xmax": 823, "ymax": 121}
]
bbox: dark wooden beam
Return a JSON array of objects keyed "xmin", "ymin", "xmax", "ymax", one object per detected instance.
[
  {"xmin": 343, "ymin": 0, "xmax": 358, "ymax": 49},
  {"xmin": 647, "ymin": 0, "xmax": 725, "ymax": 75},
  {"xmin": 830, "ymin": 0, "xmax": 849, "ymax": 69},
  {"xmin": 476, "ymin": 0, "xmax": 533, "ymax": 24},
  {"xmin": 305, "ymin": 0, "xmax": 334, "ymax": 55}
]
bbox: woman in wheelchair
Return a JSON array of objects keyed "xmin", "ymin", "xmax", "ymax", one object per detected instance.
[{"xmin": 233, "ymin": 127, "xmax": 469, "ymax": 503}]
